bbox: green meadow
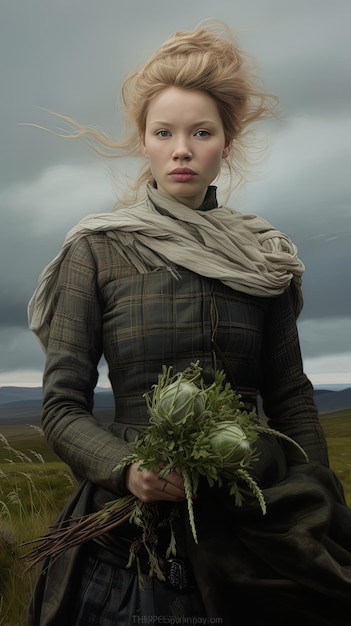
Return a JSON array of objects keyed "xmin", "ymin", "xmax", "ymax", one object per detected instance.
[
  {"xmin": 0, "ymin": 426, "xmax": 75, "ymax": 626},
  {"xmin": 0, "ymin": 414, "xmax": 350, "ymax": 625},
  {"xmin": 317, "ymin": 410, "xmax": 351, "ymax": 502}
]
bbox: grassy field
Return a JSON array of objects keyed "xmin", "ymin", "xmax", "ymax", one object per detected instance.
[
  {"xmin": 0, "ymin": 427, "xmax": 75, "ymax": 626},
  {"xmin": 0, "ymin": 413, "xmax": 350, "ymax": 625},
  {"xmin": 318, "ymin": 410, "xmax": 351, "ymax": 505}
]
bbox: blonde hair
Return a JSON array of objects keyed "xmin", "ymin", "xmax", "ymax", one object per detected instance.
[{"xmin": 45, "ymin": 20, "xmax": 278, "ymax": 204}]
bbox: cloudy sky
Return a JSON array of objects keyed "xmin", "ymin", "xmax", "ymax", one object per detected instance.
[{"xmin": 1, "ymin": 0, "xmax": 350, "ymax": 388}]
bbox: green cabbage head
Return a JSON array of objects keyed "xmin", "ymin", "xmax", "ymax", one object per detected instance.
[
  {"xmin": 157, "ymin": 379, "xmax": 206, "ymax": 424},
  {"xmin": 208, "ymin": 421, "xmax": 252, "ymax": 469}
]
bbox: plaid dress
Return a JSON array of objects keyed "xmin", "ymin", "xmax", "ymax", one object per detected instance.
[{"xmin": 27, "ymin": 233, "xmax": 351, "ymax": 626}]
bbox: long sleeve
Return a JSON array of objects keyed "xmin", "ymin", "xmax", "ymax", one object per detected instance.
[
  {"xmin": 41, "ymin": 236, "xmax": 129, "ymax": 495},
  {"xmin": 259, "ymin": 286, "xmax": 329, "ymax": 465}
]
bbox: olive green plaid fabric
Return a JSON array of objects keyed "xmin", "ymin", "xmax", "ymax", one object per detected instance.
[{"xmin": 41, "ymin": 232, "xmax": 328, "ymax": 502}]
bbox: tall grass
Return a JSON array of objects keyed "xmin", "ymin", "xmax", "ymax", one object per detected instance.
[
  {"xmin": 0, "ymin": 431, "xmax": 75, "ymax": 626},
  {"xmin": 320, "ymin": 411, "xmax": 351, "ymax": 507},
  {"xmin": 0, "ymin": 414, "xmax": 350, "ymax": 625}
]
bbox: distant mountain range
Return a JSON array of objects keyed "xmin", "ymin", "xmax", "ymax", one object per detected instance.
[
  {"xmin": 0, "ymin": 386, "xmax": 115, "ymax": 425},
  {"xmin": 0, "ymin": 385, "xmax": 350, "ymax": 425}
]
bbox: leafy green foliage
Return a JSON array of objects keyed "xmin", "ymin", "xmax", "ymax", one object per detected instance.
[
  {"xmin": 118, "ymin": 362, "xmax": 267, "ymax": 543},
  {"xmin": 119, "ymin": 362, "xmax": 308, "ymax": 542}
]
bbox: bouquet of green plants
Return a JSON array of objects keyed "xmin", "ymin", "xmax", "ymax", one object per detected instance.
[{"xmin": 24, "ymin": 362, "xmax": 308, "ymax": 579}]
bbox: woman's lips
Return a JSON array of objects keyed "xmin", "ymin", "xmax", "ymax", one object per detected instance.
[{"xmin": 169, "ymin": 168, "xmax": 197, "ymax": 182}]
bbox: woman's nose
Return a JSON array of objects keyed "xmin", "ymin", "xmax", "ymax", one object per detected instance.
[{"xmin": 172, "ymin": 137, "xmax": 192, "ymax": 159}]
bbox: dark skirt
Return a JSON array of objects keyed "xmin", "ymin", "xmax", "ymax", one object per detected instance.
[
  {"xmin": 187, "ymin": 461, "xmax": 351, "ymax": 626},
  {"xmin": 26, "ymin": 479, "xmax": 208, "ymax": 626},
  {"xmin": 70, "ymin": 552, "xmax": 206, "ymax": 626}
]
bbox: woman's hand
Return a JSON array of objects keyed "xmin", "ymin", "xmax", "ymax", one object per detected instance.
[{"xmin": 125, "ymin": 462, "xmax": 186, "ymax": 503}]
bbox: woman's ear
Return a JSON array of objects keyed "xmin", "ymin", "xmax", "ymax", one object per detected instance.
[
  {"xmin": 140, "ymin": 134, "xmax": 147, "ymax": 157},
  {"xmin": 222, "ymin": 139, "xmax": 232, "ymax": 159}
]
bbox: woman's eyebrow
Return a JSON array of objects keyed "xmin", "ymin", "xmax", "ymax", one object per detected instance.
[{"xmin": 148, "ymin": 119, "xmax": 217, "ymax": 127}]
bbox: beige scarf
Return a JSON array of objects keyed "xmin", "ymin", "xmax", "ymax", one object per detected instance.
[{"xmin": 28, "ymin": 184, "xmax": 304, "ymax": 349}]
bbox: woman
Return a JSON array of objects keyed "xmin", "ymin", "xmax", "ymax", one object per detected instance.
[{"xmin": 27, "ymin": 21, "xmax": 351, "ymax": 626}]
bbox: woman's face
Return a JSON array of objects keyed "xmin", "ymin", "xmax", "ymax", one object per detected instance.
[{"xmin": 141, "ymin": 87, "xmax": 231, "ymax": 209}]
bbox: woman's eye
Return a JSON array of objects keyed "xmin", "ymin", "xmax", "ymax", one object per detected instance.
[
  {"xmin": 195, "ymin": 130, "xmax": 211, "ymax": 138},
  {"xmin": 156, "ymin": 130, "xmax": 170, "ymax": 138}
]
